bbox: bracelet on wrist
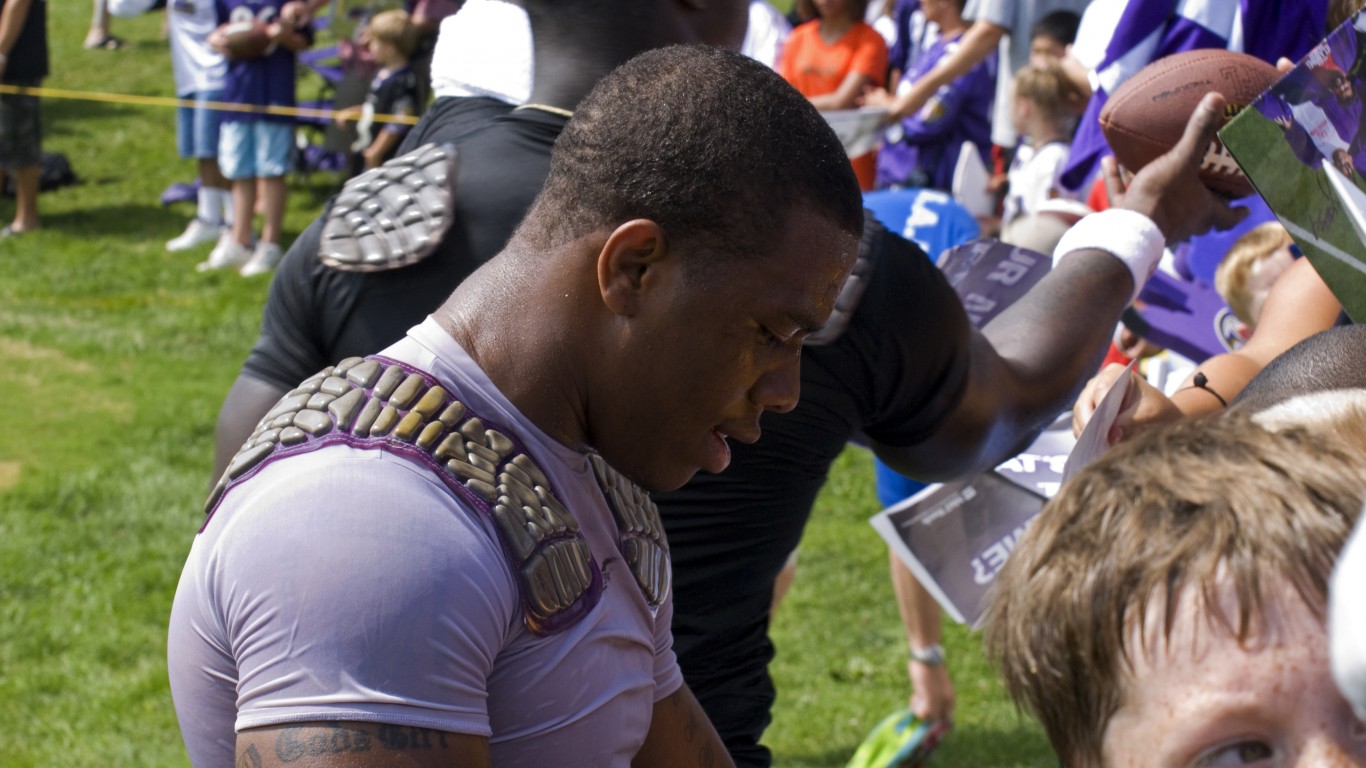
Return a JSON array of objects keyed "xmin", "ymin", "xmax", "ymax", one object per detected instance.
[
  {"xmin": 910, "ymin": 644, "xmax": 946, "ymax": 667},
  {"xmin": 1180, "ymin": 371, "xmax": 1228, "ymax": 407}
]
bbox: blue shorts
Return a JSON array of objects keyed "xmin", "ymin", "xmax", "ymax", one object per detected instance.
[
  {"xmin": 874, "ymin": 457, "xmax": 929, "ymax": 508},
  {"xmin": 219, "ymin": 120, "xmax": 293, "ymax": 179},
  {"xmin": 176, "ymin": 90, "xmax": 226, "ymax": 160}
]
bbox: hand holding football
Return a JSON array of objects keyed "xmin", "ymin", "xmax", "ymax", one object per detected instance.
[{"xmin": 1100, "ymin": 49, "xmax": 1279, "ymax": 198}]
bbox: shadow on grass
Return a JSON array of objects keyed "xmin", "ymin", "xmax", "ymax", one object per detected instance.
[
  {"xmin": 771, "ymin": 720, "xmax": 1056, "ymax": 768},
  {"xmin": 39, "ymin": 201, "xmax": 193, "ymax": 239}
]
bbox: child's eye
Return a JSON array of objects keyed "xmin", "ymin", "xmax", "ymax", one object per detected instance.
[{"xmin": 1196, "ymin": 740, "xmax": 1273, "ymax": 767}]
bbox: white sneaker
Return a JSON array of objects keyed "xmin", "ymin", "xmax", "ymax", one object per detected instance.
[
  {"xmin": 240, "ymin": 241, "xmax": 283, "ymax": 277},
  {"xmin": 197, "ymin": 234, "xmax": 253, "ymax": 272},
  {"xmin": 166, "ymin": 218, "xmax": 225, "ymax": 252}
]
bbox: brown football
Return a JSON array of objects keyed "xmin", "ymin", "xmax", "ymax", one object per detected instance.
[
  {"xmin": 1099, "ymin": 49, "xmax": 1278, "ymax": 198},
  {"xmin": 220, "ymin": 20, "xmax": 273, "ymax": 61}
]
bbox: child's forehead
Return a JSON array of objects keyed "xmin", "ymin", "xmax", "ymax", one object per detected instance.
[
  {"xmin": 1104, "ymin": 576, "xmax": 1337, "ymax": 766},
  {"xmin": 1121, "ymin": 573, "xmax": 1324, "ymax": 679}
]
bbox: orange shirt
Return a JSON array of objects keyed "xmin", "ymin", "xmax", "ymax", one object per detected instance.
[{"xmin": 779, "ymin": 20, "xmax": 888, "ymax": 190}]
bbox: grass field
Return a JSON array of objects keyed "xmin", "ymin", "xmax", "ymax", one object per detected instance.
[{"xmin": 0, "ymin": 4, "xmax": 1053, "ymax": 765}]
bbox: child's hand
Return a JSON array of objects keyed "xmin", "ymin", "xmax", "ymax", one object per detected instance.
[
  {"xmin": 280, "ymin": 0, "xmax": 312, "ymax": 25},
  {"xmin": 861, "ymin": 87, "xmax": 893, "ymax": 109},
  {"xmin": 334, "ymin": 106, "xmax": 359, "ymax": 127},
  {"xmin": 362, "ymin": 144, "xmax": 385, "ymax": 169}
]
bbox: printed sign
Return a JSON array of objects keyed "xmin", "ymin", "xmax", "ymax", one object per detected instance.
[{"xmin": 871, "ymin": 417, "xmax": 1074, "ymax": 626}]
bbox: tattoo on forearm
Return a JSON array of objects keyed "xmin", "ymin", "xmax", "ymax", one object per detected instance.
[
  {"xmin": 377, "ymin": 724, "xmax": 450, "ymax": 751},
  {"xmin": 673, "ymin": 691, "xmax": 717, "ymax": 767},
  {"xmin": 236, "ymin": 745, "xmax": 263, "ymax": 768},
  {"xmin": 272, "ymin": 723, "xmax": 453, "ymax": 762}
]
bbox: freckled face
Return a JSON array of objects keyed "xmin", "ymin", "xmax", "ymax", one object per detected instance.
[{"xmin": 1101, "ymin": 578, "xmax": 1366, "ymax": 768}]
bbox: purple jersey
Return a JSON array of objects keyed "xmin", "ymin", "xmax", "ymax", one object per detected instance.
[
  {"xmin": 215, "ymin": 0, "xmax": 310, "ymax": 124},
  {"xmin": 875, "ymin": 32, "xmax": 996, "ymax": 192}
]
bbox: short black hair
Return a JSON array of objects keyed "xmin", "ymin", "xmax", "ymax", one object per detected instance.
[
  {"xmin": 1234, "ymin": 324, "xmax": 1366, "ymax": 412},
  {"xmin": 1031, "ymin": 9, "xmax": 1080, "ymax": 46},
  {"xmin": 515, "ymin": 44, "xmax": 864, "ymax": 263}
]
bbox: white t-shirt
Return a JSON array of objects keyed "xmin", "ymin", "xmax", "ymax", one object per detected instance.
[
  {"xmin": 167, "ymin": 0, "xmax": 227, "ymax": 95},
  {"xmin": 429, "ymin": 0, "xmax": 532, "ymax": 103},
  {"xmin": 1002, "ymin": 140, "xmax": 1075, "ymax": 224},
  {"xmin": 741, "ymin": 0, "xmax": 792, "ymax": 70},
  {"xmin": 169, "ymin": 318, "xmax": 682, "ymax": 767}
]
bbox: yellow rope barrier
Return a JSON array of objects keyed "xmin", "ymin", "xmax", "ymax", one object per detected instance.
[{"xmin": 0, "ymin": 83, "xmax": 420, "ymax": 125}]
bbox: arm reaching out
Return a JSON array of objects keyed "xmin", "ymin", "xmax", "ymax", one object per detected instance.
[
  {"xmin": 881, "ymin": 21, "xmax": 1004, "ymax": 122},
  {"xmin": 876, "ymin": 93, "xmax": 1247, "ymax": 478},
  {"xmin": 1072, "ymin": 256, "xmax": 1342, "ymax": 441}
]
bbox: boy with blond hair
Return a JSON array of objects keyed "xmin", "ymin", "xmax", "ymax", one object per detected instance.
[
  {"xmin": 1215, "ymin": 221, "xmax": 1299, "ymax": 337},
  {"xmin": 1000, "ymin": 60, "xmax": 1085, "ymax": 233},
  {"xmin": 335, "ymin": 9, "xmax": 421, "ymax": 173}
]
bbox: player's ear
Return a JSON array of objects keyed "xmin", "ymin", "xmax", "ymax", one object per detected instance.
[{"xmin": 598, "ymin": 219, "xmax": 669, "ymax": 317}]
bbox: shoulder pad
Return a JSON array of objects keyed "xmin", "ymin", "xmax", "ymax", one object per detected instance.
[
  {"xmin": 206, "ymin": 355, "xmax": 602, "ymax": 636},
  {"xmin": 588, "ymin": 454, "xmax": 670, "ymax": 609},
  {"xmin": 318, "ymin": 144, "xmax": 459, "ymax": 273}
]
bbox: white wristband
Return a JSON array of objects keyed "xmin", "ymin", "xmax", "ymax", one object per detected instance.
[{"xmin": 1052, "ymin": 208, "xmax": 1165, "ymax": 304}]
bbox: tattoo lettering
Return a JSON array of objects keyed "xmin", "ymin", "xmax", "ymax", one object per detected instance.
[
  {"xmin": 274, "ymin": 723, "xmax": 372, "ymax": 762},
  {"xmin": 236, "ymin": 745, "xmax": 263, "ymax": 768},
  {"xmin": 377, "ymin": 725, "xmax": 450, "ymax": 751}
]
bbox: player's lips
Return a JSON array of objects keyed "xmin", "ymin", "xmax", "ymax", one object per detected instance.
[{"xmin": 704, "ymin": 429, "xmax": 733, "ymax": 474}]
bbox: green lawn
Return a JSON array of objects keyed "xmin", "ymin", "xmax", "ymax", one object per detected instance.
[{"xmin": 0, "ymin": 3, "xmax": 1053, "ymax": 765}]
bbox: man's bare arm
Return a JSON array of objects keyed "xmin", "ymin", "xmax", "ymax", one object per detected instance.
[
  {"xmin": 879, "ymin": 21, "xmax": 1005, "ymax": 121},
  {"xmin": 633, "ymin": 685, "xmax": 735, "ymax": 768},
  {"xmin": 875, "ymin": 93, "xmax": 1247, "ymax": 478},
  {"xmin": 236, "ymin": 722, "xmax": 489, "ymax": 768},
  {"xmin": 1072, "ymin": 256, "xmax": 1343, "ymax": 440}
]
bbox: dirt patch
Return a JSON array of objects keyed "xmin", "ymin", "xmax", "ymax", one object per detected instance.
[{"xmin": 0, "ymin": 461, "xmax": 20, "ymax": 491}]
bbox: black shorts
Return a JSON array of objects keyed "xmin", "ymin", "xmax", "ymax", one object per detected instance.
[{"xmin": 0, "ymin": 81, "xmax": 42, "ymax": 169}]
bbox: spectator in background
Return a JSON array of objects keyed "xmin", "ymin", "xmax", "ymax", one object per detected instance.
[
  {"xmin": 1026, "ymin": 8, "xmax": 1078, "ymax": 66},
  {"xmin": 0, "ymin": 0, "xmax": 46, "ymax": 237},
  {"xmin": 742, "ymin": 0, "xmax": 792, "ymax": 69},
  {"xmin": 1214, "ymin": 222, "xmax": 1299, "ymax": 340},
  {"xmin": 334, "ymin": 9, "xmax": 421, "ymax": 175},
  {"xmin": 200, "ymin": 0, "xmax": 313, "ymax": 277},
  {"xmin": 885, "ymin": 0, "xmax": 931, "ymax": 87},
  {"xmin": 83, "ymin": 0, "xmax": 124, "ymax": 49},
  {"xmin": 870, "ymin": 0, "xmax": 1089, "ymax": 151},
  {"xmin": 873, "ymin": 0, "xmax": 994, "ymax": 192},
  {"xmin": 999, "ymin": 61, "xmax": 1085, "ymax": 236},
  {"xmin": 780, "ymin": 0, "xmax": 888, "ymax": 189},
  {"xmin": 164, "ymin": 0, "xmax": 234, "ymax": 254},
  {"xmin": 985, "ymin": 406, "xmax": 1366, "ymax": 768}
]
